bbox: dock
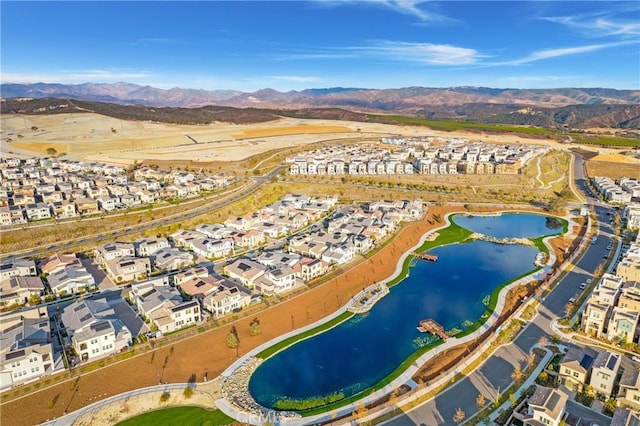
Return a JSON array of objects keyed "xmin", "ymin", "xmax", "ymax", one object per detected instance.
[
  {"xmin": 417, "ymin": 319, "xmax": 450, "ymax": 340},
  {"xmin": 413, "ymin": 252, "xmax": 438, "ymax": 262}
]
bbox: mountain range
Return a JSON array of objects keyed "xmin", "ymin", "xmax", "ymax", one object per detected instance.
[{"xmin": 2, "ymin": 82, "xmax": 640, "ymax": 129}]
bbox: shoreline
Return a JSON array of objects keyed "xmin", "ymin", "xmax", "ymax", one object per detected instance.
[
  {"xmin": 1, "ymin": 205, "xmax": 561, "ymax": 426},
  {"xmin": 214, "ymin": 210, "xmax": 562, "ymax": 422}
]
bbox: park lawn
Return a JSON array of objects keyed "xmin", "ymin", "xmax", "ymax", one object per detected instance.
[{"xmin": 115, "ymin": 407, "xmax": 234, "ymax": 426}]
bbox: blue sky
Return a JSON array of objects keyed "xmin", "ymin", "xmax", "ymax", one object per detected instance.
[{"xmin": 2, "ymin": 1, "xmax": 639, "ymax": 91}]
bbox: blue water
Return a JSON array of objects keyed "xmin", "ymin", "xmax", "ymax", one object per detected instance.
[
  {"xmin": 249, "ymin": 241, "xmax": 540, "ymax": 408},
  {"xmin": 453, "ymin": 213, "xmax": 562, "ymax": 239}
]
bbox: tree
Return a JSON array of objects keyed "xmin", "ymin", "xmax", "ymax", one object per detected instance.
[
  {"xmin": 565, "ymin": 301, "xmax": 574, "ymax": 317},
  {"xmin": 352, "ymin": 403, "xmax": 368, "ymax": 423},
  {"xmin": 476, "ymin": 393, "xmax": 486, "ymax": 410},
  {"xmin": 511, "ymin": 365, "xmax": 525, "ymax": 383},
  {"xmin": 46, "ymin": 147, "xmax": 57, "ymax": 156},
  {"xmin": 525, "ymin": 352, "xmax": 535, "ymax": 369},
  {"xmin": 28, "ymin": 293, "xmax": 41, "ymax": 306},
  {"xmin": 538, "ymin": 335, "xmax": 548, "ymax": 347},
  {"xmin": 249, "ymin": 317, "xmax": 261, "ymax": 336},
  {"xmin": 453, "ymin": 407, "xmax": 465, "ymax": 424},
  {"xmin": 603, "ymin": 397, "xmax": 618, "ymax": 415},
  {"xmin": 226, "ymin": 326, "xmax": 239, "ymax": 349}
]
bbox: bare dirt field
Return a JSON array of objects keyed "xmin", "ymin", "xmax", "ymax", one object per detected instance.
[
  {"xmin": 586, "ymin": 160, "xmax": 640, "ymax": 180},
  {"xmin": 0, "ymin": 205, "xmax": 571, "ymax": 426},
  {"xmin": 3, "ymin": 113, "xmax": 564, "ymax": 166}
]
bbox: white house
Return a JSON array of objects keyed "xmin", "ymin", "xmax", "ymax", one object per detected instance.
[
  {"xmin": 0, "ymin": 315, "xmax": 55, "ymax": 390},
  {"xmin": 523, "ymin": 385, "xmax": 568, "ymax": 426},
  {"xmin": 60, "ymin": 296, "xmax": 132, "ymax": 362},
  {"xmin": 47, "ymin": 265, "xmax": 96, "ymax": 295}
]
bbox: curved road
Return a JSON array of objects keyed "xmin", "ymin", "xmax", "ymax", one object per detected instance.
[{"xmin": 387, "ymin": 152, "xmax": 615, "ymax": 426}]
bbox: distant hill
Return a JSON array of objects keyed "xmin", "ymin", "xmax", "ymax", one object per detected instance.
[{"xmin": 2, "ymin": 93, "xmax": 639, "ymax": 130}]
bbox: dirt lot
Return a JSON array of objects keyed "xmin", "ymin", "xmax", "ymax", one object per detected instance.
[
  {"xmin": 0, "ymin": 205, "xmax": 571, "ymax": 426},
  {"xmin": 585, "ymin": 160, "xmax": 640, "ymax": 180}
]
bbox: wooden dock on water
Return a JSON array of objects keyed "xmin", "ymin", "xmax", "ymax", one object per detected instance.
[
  {"xmin": 413, "ymin": 252, "xmax": 438, "ymax": 262},
  {"xmin": 417, "ymin": 319, "xmax": 449, "ymax": 340}
]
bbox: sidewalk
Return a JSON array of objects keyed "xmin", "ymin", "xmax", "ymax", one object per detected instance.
[{"xmin": 216, "ymin": 212, "xmax": 560, "ymax": 425}]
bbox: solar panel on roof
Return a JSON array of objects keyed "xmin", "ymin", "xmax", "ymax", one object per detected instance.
[
  {"xmin": 79, "ymin": 313, "xmax": 92, "ymax": 323},
  {"xmin": 607, "ymin": 355, "xmax": 619, "ymax": 370},
  {"xmin": 580, "ymin": 354, "xmax": 594, "ymax": 370},
  {"xmin": 92, "ymin": 321, "xmax": 111, "ymax": 332}
]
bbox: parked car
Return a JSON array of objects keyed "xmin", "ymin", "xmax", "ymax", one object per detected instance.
[{"xmin": 580, "ymin": 283, "xmax": 587, "ymax": 290}]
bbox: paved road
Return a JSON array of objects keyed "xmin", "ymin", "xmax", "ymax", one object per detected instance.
[
  {"xmin": 6, "ymin": 166, "xmax": 285, "ymax": 259},
  {"xmin": 388, "ymin": 153, "xmax": 615, "ymax": 426}
]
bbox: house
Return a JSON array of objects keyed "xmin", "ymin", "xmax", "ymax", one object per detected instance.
[
  {"xmin": 256, "ymin": 250, "xmax": 302, "ymax": 269},
  {"xmin": 204, "ymin": 284, "xmax": 252, "ymax": 319},
  {"xmin": 24, "ymin": 202, "xmax": 51, "ymax": 221},
  {"xmin": 523, "ymin": 385, "xmax": 568, "ymax": 426},
  {"xmin": 0, "ymin": 205, "xmax": 26, "ymax": 225},
  {"xmin": 321, "ymin": 243, "xmax": 356, "ymax": 265},
  {"xmin": 298, "ymin": 257, "xmax": 326, "ymax": 282},
  {"xmin": 151, "ymin": 248, "xmax": 194, "ymax": 271},
  {"xmin": 195, "ymin": 224, "xmax": 234, "ymax": 240},
  {"xmin": 611, "ymin": 407, "xmax": 640, "ymax": 426},
  {"xmin": 188, "ymin": 237, "xmax": 235, "ymax": 259},
  {"xmin": 618, "ymin": 368, "xmax": 640, "ymax": 411},
  {"xmin": 255, "ymin": 267, "xmax": 297, "ymax": 295},
  {"xmin": 173, "ymin": 266, "xmax": 209, "ymax": 287},
  {"xmin": 47, "ymin": 265, "xmax": 96, "ymax": 295},
  {"xmin": 134, "ymin": 237, "xmax": 170, "ymax": 257},
  {"xmin": 223, "ymin": 258, "xmax": 267, "ymax": 288},
  {"xmin": 105, "ymin": 256, "xmax": 151, "ymax": 283},
  {"xmin": 40, "ymin": 253, "xmax": 82, "ymax": 275},
  {"xmin": 0, "ymin": 276, "xmax": 45, "ymax": 307},
  {"xmin": 0, "ymin": 258, "xmax": 37, "ymax": 281},
  {"xmin": 60, "ymin": 296, "xmax": 132, "ymax": 362},
  {"xmin": 178, "ymin": 273, "xmax": 251, "ymax": 318},
  {"xmin": 582, "ymin": 299, "xmax": 611, "ymax": 338},
  {"xmin": 51, "ymin": 200, "xmax": 77, "ymax": 218},
  {"xmin": 558, "ymin": 346, "xmax": 595, "ymax": 392},
  {"xmin": 98, "ymin": 195, "xmax": 119, "ymax": 212},
  {"xmin": 95, "ymin": 242, "xmax": 135, "ymax": 265},
  {"xmin": 169, "ymin": 229, "xmax": 207, "ymax": 247},
  {"xmin": 590, "ymin": 350, "xmax": 622, "ymax": 398},
  {"xmin": 75, "ymin": 197, "xmax": 100, "ymax": 215},
  {"xmin": 132, "ymin": 283, "xmax": 200, "ymax": 334},
  {"xmin": 607, "ymin": 307, "xmax": 640, "ymax": 343},
  {"xmin": 0, "ymin": 315, "xmax": 54, "ymax": 390}
]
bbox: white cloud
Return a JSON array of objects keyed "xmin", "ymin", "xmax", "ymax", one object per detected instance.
[
  {"xmin": 270, "ymin": 75, "xmax": 322, "ymax": 83},
  {"xmin": 506, "ymin": 41, "xmax": 636, "ymax": 65},
  {"xmin": 363, "ymin": 41, "xmax": 482, "ymax": 65},
  {"xmin": 1, "ymin": 70, "xmax": 153, "ymax": 85},
  {"xmin": 315, "ymin": 0, "xmax": 452, "ymax": 23},
  {"xmin": 542, "ymin": 14, "xmax": 640, "ymax": 37}
]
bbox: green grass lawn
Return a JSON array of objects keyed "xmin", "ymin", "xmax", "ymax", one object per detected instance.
[{"xmin": 115, "ymin": 407, "xmax": 234, "ymax": 426}]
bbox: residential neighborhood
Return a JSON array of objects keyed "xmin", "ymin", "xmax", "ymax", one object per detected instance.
[
  {"xmin": 0, "ymin": 157, "xmax": 232, "ymax": 225},
  {"xmin": 0, "ymin": 193, "xmax": 424, "ymax": 391},
  {"xmin": 286, "ymin": 138, "xmax": 549, "ymax": 176}
]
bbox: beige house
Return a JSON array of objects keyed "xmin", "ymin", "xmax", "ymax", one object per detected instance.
[
  {"xmin": 558, "ymin": 347, "xmax": 595, "ymax": 392},
  {"xmin": 590, "ymin": 350, "xmax": 622, "ymax": 398},
  {"xmin": 105, "ymin": 256, "xmax": 151, "ymax": 283},
  {"xmin": 223, "ymin": 258, "xmax": 267, "ymax": 288},
  {"xmin": 618, "ymin": 369, "xmax": 640, "ymax": 411}
]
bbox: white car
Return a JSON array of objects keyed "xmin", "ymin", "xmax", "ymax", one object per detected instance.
[{"xmin": 580, "ymin": 283, "xmax": 587, "ymax": 290}]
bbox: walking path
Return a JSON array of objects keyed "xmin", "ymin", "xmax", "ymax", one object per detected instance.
[
  {"xmin": 42, "ymin": 210, "xmax": 569, "ymax": 426},
  {"xmin": 215, "ymin": 211, "xmax": 559, "ymax": 425}
]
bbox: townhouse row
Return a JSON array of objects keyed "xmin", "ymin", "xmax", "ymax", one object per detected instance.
[
  {"xmin": 582, "ymin": 239, "xmax": 640, "ymax": 343},
  {"xmin": 0, "ymin": 158, "xmax": 231, "ymax": 225},
  {"xmin": 592, "ymin": 176, "xmax": 640, "ymax": 205},
  {"xmin": 286, "ymin": 138, "xmax": 548, "ymax": 176}
]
